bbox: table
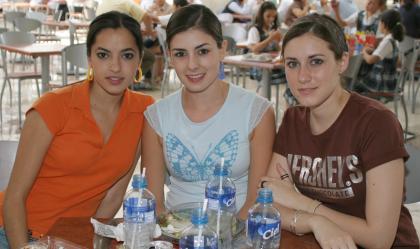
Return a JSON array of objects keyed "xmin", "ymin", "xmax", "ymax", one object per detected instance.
[
  {"xmin": 42, "ymin": 18, "xmax": 90, "ymax": 45},
  {"xmin": 0, "ymin": 43, "xmax": 66, "ymax": 93},
  {"xmin": 223, "ymin": 54, "xmax": 283, "ymax": 100},
  {"xmin": 47, "ymin": 217, "xmax": 320, "ymax": 249}
]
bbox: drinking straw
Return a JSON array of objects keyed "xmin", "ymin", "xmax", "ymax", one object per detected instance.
[
  {"xmin": 130, "ymin": 167, "xmax": 147, "ymax": 249},
  {"xmin": 217, "ymin": 158, "xmax": 225, "ymax": 237},
  {"xmin": 199, "ymin": 198, "xmax": 209, "ymax": 246}
]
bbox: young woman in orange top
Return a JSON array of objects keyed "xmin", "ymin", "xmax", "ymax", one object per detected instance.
[{"xmin": 0, "ymin": 11, "xmax": 154, "ymax": 248}]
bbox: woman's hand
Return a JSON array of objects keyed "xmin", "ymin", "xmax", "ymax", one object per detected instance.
[
  {"xmin": 269, "ymin": 30, "xmax": 282, "ymax": 42},
  {"xmin": 260, "ymin": 175, "xmax": 305, "ymax": 211},
  {"xmin": 309, "ymin": 215, "xmax": 358, "ymax": 249}
]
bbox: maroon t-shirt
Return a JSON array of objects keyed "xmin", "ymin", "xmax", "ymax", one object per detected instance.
[{"xmin": 274, "ymin": 92, "xmax": 419, "ymax": 247}]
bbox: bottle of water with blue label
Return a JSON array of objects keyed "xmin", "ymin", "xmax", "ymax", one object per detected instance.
[
  {"xmin": 123, "ymin": 174, "xmax": 156, "ymax": 249},
  {"xmin": 205, "ymin": 160, "xmax": 236, "ymax": 249},
  {"xmin": 179, "ymin": 208, "xmax": 218, "ymax": 249},
  {"xmin": 246, "ymin": 188, "xmax": 281, "ymax": 249}
]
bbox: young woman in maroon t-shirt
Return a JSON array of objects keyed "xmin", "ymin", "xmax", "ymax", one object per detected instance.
[{"xmin": 260, "ymin": 14, "xmax": 419, "ymax": 249}]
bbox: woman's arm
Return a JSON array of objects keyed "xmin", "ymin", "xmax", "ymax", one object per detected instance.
[
  {"xmin": 248, "ymin": 30, "xmax": 282, "ymax": 54},
  {"xmin": 265, "ymin": 153, "xmax": 404, "ymax": 249},
  {"xmin": 362, "ymin": 46, "xmax": 380, "ymax": 64},
  {"xmin": 237, "ymin": 106, "xmax": 276, "ymax": 219},
  {"xmin": 141, "ymin": 120, "xmax": 167, "ymax": 216},
  {"xmin": 292, "ymin": 4, "xmax": 309, "ymax": 18},
  {"xmin": 331, "ymin": 0, "xmax": 348, "ymax": 27},
  {"xmin": 94, "ymin": 140, "xmax": 142, "ymax": 218},
  {"xmin": 3, "ymin": 111, "xmax": 53, "ymax": 249},
  {"xmin": 228, "ymin": 1, "xmax": 253, "ymax": 15}
]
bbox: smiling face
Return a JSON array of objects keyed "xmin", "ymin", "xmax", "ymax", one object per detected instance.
[
  {"xmin": 88, "ymin": 28, "xmax": 141, "ymax": 96},
  {"xmin": 283, "ymin": 33, "xmax": 348, "ymax": 108},
  {"xmin": 169, "ymin": 28, "xmax": 226, "ymax": 94}
]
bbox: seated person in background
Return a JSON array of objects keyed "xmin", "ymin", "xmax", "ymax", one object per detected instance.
[
  {"xmin": 332, "ymin": 0, "xmax": 385, "ymax": 35},
  {"xmin": 147, "ymin": 0, "xmax": 173, "ymax": 17},
  {"xmin": 354, "ymin": 9, "xmax": 404, "ymax": 93},
  {"xmin": 284, "ymin": 0, "xmax": 312, "ymax": 27},
  {"xmin": 142, "ymin": 4, "xmax": 275, "ymax": 220},
  {"xmin": 222, "ymin": 0, "xmax": 255, "ymax": 22},
  {"xmin": 247, "ymin": 2, "xmax": 286, "ymax": 91},
  {"xmin": 399, "ymin": 0, "xmax": 420, "ymax": 39},
  {"xmin": 96, "ymin": 0, "xmax": 157, "ymax": 90},
  {"xmin": 0, "ymin": 11, "xmax": 154, "ymax": 249},
  {"xmin": 157, "ymin": 0, "xmax": 190, "ymax": 27},
  {"xmin": 261, "ymin": 13, "xmax": 419, "ymax": 248}
]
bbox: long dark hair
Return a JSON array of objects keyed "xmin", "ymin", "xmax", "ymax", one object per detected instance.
[
  {"xmin": 166, "ymin": 4, "xmax": 223, "ymax": 48},
  {"xmin": 282, "ymin": 14, "xmax": 348, "ymax": 60},
  {"xmin": 86, "ymin": 11, "xmax": 143, "ymax": 58},
  {"xmin": 380, "ymin": 9, "xmax": 405, "ymax": 41},
  {"xmin": 254, "ymin": 1, "xmax": 279, "ymax": 31}
]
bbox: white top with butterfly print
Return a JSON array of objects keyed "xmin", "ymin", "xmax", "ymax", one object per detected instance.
[{"xmin": 144, "ymin": 84, "xmax": 271, "ymax": 210}]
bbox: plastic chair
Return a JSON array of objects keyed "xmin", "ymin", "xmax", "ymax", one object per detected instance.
[
  {"xmin": 3, "ymin": 11, "xmax": 26, "ymax": 30},
  {"xmin": 13, "ymin": 17, "xmax": 42, "ymax": 34},
  {"xmin": 156, "ymin": 25, "xmax": 178, "ymax": 98},
  {"xmin": 61, "ymin": 43, "xmax": 88, "ymax": 86},
  {"xmin": 222, "ymin": 23, "xmax": 248, "ymax": 43},
  {"xmin": 0, "ymin": 140, "xmax": 18, "ymax": 191},
  {"xmin": 0, "ymin": 32, "xmax": 41, "ymax": 127},
  {"xmin": 26, "ymin": 11, "xmax": 47, "ymax": 22},
  {"xmin": 342, "ymin": 54, "xmax": 363, "ymax": 90}
]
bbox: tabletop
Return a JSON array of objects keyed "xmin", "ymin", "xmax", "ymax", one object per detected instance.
[
  {"xmin": 0, "ymin": 43, "xmax": 65, "ymax": 57},
  {"xmin": 47, "ymin": 217, "xmax": 320, "ymax": 249},
  {"xmin": 223, "ymin": 54, "xmax": 283, "ymax": 70}
]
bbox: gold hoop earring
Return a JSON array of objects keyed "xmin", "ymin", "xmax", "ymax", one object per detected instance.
[
  {"xmin": 87, "ymin": 67, "xmax": 94, "ymax": 81},
  {"xmin": 134, "ymin": 66, "xmax": 142, "ymax": 83}
]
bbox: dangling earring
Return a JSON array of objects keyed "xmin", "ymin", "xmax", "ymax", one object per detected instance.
[
  {"xmin": 134, "ymin": 66, "xmax": 142, "ymax": 83},
  {"xmin": 87, "ymin": 67, "xmax": 94, "ymax": 81}
]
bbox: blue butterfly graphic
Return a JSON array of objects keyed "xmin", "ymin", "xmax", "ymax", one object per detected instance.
[{"xmin": 165, "ymin": 130, "xmax": 239, "ymax": 181}]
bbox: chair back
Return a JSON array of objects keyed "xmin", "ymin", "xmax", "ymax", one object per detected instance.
[
  {"xmin": 0, "ymin": 140, "xmax": 18, "ymax": 191},
  {"xmin": 3, "ymin": 11, "xmax": 26, "ymax": 30},
  {"xmin": 405, "ymin": 144, "xmax": 420, "ymax": 203},
  {"xmin": 26, "ymin": 11, "xmax": 47, "ymax": 22},
  {"xmin": 399, "ymin": 36, "xmax": 418, "ymax": 73},
  {"xmin": 14, "ymin": 17, "xmax": 42, "ymax": 33},
  {"xmin": 0, "ymin": 31, "xmax": 36, "ymax": 47},
  {"xmin": 222, "ymin": 23, "xmax": 247, "ymax": 43},
  {"xmin": 61, "ymin": 43, "xmax": 88, "ymax": 85},
  {"xmin": 83, "ymin": 6, "xmax": 96, "ymax": 21},
  {"xmin": 223, "ymin": 36, "xmax": 237, "ymax": 55},
  {"xmin": 342, "ymin": 54, "xmax": 363, "ymax": 90}
]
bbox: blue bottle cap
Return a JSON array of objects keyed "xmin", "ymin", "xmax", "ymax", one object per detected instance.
[
  {"xmin": 132, "ymin": 174, "xmax": 147, "ymax": 189},
  {"xmin": 191, "ymin": 208, "xmax": 208, "ymax": 225},
  {"xmin": 257, "ymin": 188, "xmax": 273, "ymax": 204}
]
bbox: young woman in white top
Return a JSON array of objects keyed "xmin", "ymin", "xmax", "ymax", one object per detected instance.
[{"xmin": 142, "ymin": 4, "xmax": 275, "ymax": 219}]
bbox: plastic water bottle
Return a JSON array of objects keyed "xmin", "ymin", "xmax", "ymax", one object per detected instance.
[
  {"xmin": 179, "ymin": 208, "xmax": 218, "ymax": 249},
  {"xmin": 246, "ymin": 188, "xmax": 281, "ymax": 249},
  {"xmin": 123, "ymin": 174, "xmax": 156, "ymax": 249},
  {"xmin": 205, "ymin": 163, "xmax": 236, "ymax": 249}
]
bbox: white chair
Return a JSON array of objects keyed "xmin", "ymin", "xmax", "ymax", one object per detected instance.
[
  {"xmin": 0, "ymin": 32, "xmax": 41, "ymax": 127},
  {"xmin": 156, "ymin": 25, "xmax": 178, "ymax": 98},
  {"xmin": 222, "ymin": 23, "xmax": 248, "ymax": 43},
  {"xmin": 342, "ymin": 54, "xmax": 363, "ymax": 90},
  {"xmin": 61, "ymin": 43, "xmax": 88, "ymax": 86},
  {"xmin": 0, "ymin": 140, "xmax": 18, "ymax": 191},
  {"xmin": 3, "ymin": 11, "xmax": 26, "ymax": 30}
]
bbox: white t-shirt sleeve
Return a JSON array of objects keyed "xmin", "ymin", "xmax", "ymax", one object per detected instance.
[
  {"xmin": 248, "ymin": 96, "xmax": 272, "ymax": 132},
  {"xmin": 344, "ymin": 11, "xmax": 358, "ymax": 27},
  {"xmin": 144, "ymin": 104, "xmax": 163, "ymax": 137},
  {"xmin": 247, "ymin": 27, "xmax": 261, "ymax": 45},
  {"xmin": 373, "ymin": 37, "xmax": 393, "ymax": 60},
  {"xmin": 228, "ymin": 2, "xmax": 252, "ymax": 15}
]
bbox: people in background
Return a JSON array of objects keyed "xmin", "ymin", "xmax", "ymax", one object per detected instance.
[
  {"xmin": 222, "ymin": 0, "xmax": 255, "ymax": 22},
  {"xmin": 142, "ymin": 4, "xmax": 275, "ymax": 220},
  {"xmin": 332, "ymin": 0, "xmax": 386, "ymax": 35},
  {"xmin": 0, "ymin": 11, "xmax": 154, "ymax": 249},
  {"xmin": 354, "ymin": 9, "xmax": 404, "ymax": 93},
  {"xmin": 284, "ymin": 0, "xmax": 312, "ymax": 27},
  {"xmin": 261, "ymin": 13, "xmax": 419, "ymax": 248},
  {"xmin": 96, "ymin": 0, "xmax": 157, "ymax": 90},
  {"xmin": 399, "ymin": 0, "xmax": 420, "ymax": 39},
  {"xmin": 147, "ymin": 0, "xmax": 173, "ymax": 17},
  {"xmin": 157, "ymin": 0, "xmax": 190, "ymax": 27}
]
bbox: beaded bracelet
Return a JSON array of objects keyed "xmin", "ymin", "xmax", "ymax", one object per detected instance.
[{"xmin": 290, "ymin": 210, "xmax": 304, "ymax": 236}]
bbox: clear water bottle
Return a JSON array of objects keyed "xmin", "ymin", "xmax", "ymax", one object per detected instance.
[
  {"xmin": 246, "ymin": 188, "xmax": 281, "ymax": 249},
  {"xmin": 205, "ymin": 164, "xmax": 236, "ymax": 249},
  {"xmin": 123, "ymin": 174, "xmax": 156, "ymax": 249},
  {"xmin": 179, "ymin": 208, "xmax": 218, "ymax": 249}
]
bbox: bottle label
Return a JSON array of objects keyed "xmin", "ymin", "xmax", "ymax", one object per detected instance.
[
  {"xmin": 205, "ymin": 187, "xmax": 236, "ymax": 210},
  {"xmin": 247, "ymin": 217, "xmax": 280, "ymax": 241},
  {"xmin": 180, "ymin": 235, "xmax": 218, "ymax": 249},
  {"xmin": 123, "ymin": 197, "xmax": 156, "ymax": 223}
]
